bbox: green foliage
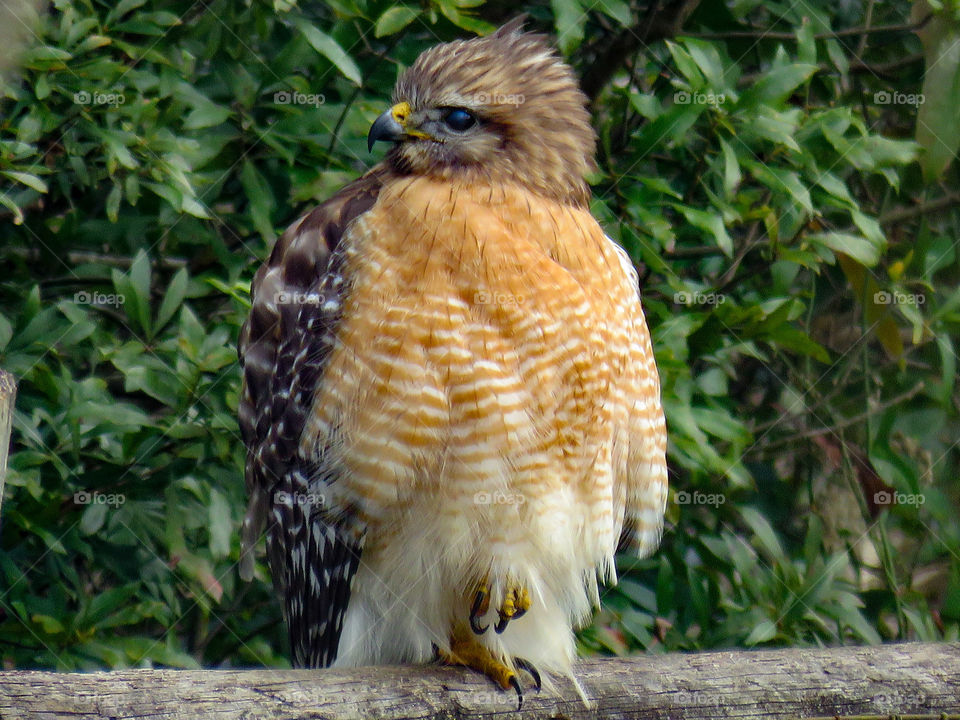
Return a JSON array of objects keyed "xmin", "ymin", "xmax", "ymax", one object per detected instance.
[{"xmin": 1, "ymin": 0, "xmax": 958, "ymax": 670}]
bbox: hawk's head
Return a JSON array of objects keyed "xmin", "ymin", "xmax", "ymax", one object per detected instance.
[{"xmin": 367, "ymin": 18, "xmax": 596, "ymax": 207}]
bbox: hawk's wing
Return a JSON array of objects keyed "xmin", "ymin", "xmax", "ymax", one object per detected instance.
[
  {"xmin": 609, "ymin": 241, "xmax": 668, "ymax": 561},
  {"xmin": 237, "ymin": 167, "xmax": 386, "ymax": 667}
]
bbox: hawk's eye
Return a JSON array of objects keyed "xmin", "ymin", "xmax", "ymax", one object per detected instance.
[{"xmin": 442, "ymin": 108, "xmax": 477, "ymax": 132}]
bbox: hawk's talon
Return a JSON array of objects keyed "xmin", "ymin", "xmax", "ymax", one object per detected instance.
[
  {"xmin": 515, "ymin": 657, "xmax": 542, "ymax": 691},
  {"xmin": 470, "ymin": 584, "xmax": 490, "ymax": 635},
  {"xmin": 493, "ymin": 584, "xmax": 531, "ymax": 634},
  {"xmin": 470, "ymin": 614, "xmax": 488, "ymax": 635},
  {"xmin": 508, "ymin": 674, "xmax": 523, "ymax": 710}
]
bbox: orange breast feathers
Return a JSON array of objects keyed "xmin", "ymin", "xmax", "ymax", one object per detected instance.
[{"xmin": 297, "ymin": 176, "xmax": 664, "ymax": 550}]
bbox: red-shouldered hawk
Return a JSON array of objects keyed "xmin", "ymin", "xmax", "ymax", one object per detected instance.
[{"xmin": 238, "ymin": 17, "xmax": 667, "ymax": 705}]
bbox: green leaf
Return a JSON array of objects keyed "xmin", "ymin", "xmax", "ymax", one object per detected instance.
[
  {"xmin": 673, "ymin": 204, "xmax": 733, "ymax": 256},
  {"xmin": 240, "ymin": 160, "xmax": 276, "ymax": 242},
  {"xmin": 374, "ymin": 7, "xmax": 419, "ymax": 37},
  {"xmin": 683, "ymin": 38, "xmax": 732, "ymax": 93},
  {"xmin": 84, "ymin": 585, "xmax": 140, "ymax": 628},
  {"xmin": 860, "ymin": 136, "xmax": 919, "ymax": 168},
  {"xmin": 808, "ymin": 231, "xmax": 882, "ymax": 266},
  {"xmin": 0, "ymin": 313, "xmax": 12, "ymax": 350},
  {"xmin": 747, "ymin": 162, "xmax": 812, "ymax": 213},
  {"xmin": 666, "ymin": 41, "xmax": 705, "ymax": 87},
  {"xmin": 812, "ymin": 170, "xmax": 854, "ymax": 205},
  {"xmin": 19, "ymin": 45, "xmax": 72, "ymax": 70},
  {"xmin": 0, "ymin": 194, "xmax": 24, "ymax": 224},
  {"xmin": 181, "ymin": 196, "xmax": 212, "ymax": 219},
  {"xmin": 293, "ymin": 19, "xmax": 362, "ymax": 86},
  {"xmin": 740, "ymin": 507, "xmax": 786, "ymax": 563},
  {"xmin": 718, "ymin": 137, "xmax": 741, "ymax": 198},
  {"xmin": 208, "ymin": 489, "xmax": 232, "ymax": 559},
  {"xmin": 825, "ymin": 39, "xmax": 849, "ymax": 77},
  {"xmin": 436, "ymin": 3, "xmax": 495, "ymax": 35},
  {"xmin": 551, "ymin": 0, "xmax": 585, "ymax": 54},
  {"xmin": 914, "ymin": 4, "xmax": 960, "ymax": 181},
  {"xmin": 741, "ymin": 63, "xmax": 817, "ymax": 106},
  {"xmin": 129, "ymin": 250, "xmax": 152, "ymax": 321},
  {"xmin": 106, "ymin": 183, "xmax": 122, "ymax": 222},
  {"xmin": 745, "ymin": 619, "xmax": 777, "ymax": 646},
  {"xmin": 32, "ymin": 614, "xmax": 65, "ymax": 634},
  {"xmin": 1, "ymin": 171, "xmax": 48, "ymax": 194},
  {"xmin": 80, "ymin": 503, "xmax": 108, "ymax": 535},
  {"xmin": 595, "ymin": 0, "xmax": 632, "ymax": 27},
  {"xmin": 155, "ymin": 268, "xmax": 188, "ymax": 332},
  {"xmin": 106, "ymin": 0, "xmax": 147, "ymax": 24},
  {"xmin": 113, "ymin": 250, "xmax": 152, "ymax": 337},
  {"xmin": 74, "ymin": 35, "xmax": 113, "ymax": 53},
  {"xmin": 796, "ymin": 17, "xmax": 816, "ymax": 65},
  {"xmin": 637, "ymin": 175, "xmax": 681, "ymax": 199}
]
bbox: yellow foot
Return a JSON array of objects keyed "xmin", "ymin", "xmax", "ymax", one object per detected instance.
[
  {"xmin": 437, "ymin": 633, "xmax": 542, "ymax": 709},
  {"xmin": 469, "ymin": 578, "xmax": 531, "ymax": 635},
  {"xmin": 495, "ymin": 584, "xmax": 531, "ymax": 634}
]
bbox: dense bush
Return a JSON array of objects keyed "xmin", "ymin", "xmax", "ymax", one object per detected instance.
[{"xmin": 1, "ymin": 0, "xmax": 958, "ymax": 669}]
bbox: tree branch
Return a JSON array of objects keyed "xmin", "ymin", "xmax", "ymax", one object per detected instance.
[
  {"xmin": 581, "ymin": 0, "xmax": 702, "ymax": 101},
  {"xmin": 1, "ymin": 643, "xmax": 959, "ymax": 719},
  {"xmin": 880, "ymin": 193, "xmax": 960, "ymax": 226},
  {"xmin": 686, "ymin": 14, "xmax": 932, "ymax": 42}
]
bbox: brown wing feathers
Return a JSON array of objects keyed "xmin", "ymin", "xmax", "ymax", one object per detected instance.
[{"xmin": 238, "ymin": 168, "xmax": 385, "ymax": 665}]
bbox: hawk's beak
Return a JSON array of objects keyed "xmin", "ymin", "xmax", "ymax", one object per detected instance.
[{"xmin": 367, "ymin": 101, "xmax": 430, "ymax": 152}]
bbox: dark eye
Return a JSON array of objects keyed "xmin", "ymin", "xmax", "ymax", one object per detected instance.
[{"xmin": 442, "ymin": 108, "xmax": 477, "ymax": 132}]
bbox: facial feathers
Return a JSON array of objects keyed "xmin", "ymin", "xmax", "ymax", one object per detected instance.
[{"xmin": 386, "ymin": 20, "xmax": 596, "ymax": 207}]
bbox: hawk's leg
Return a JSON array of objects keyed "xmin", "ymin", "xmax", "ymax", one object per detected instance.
[
  {"xmin": 469, "ymin": 579, "xmax": 531, "ymax": 635},
  {"xmin": 437, "ymin": 625, "xmax": 542, "ymax": 709},
  {"xmin": 495, "ymin": 584, "xmax": 531, "ymax": 634}
]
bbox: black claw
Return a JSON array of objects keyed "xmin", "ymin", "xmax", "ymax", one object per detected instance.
[
  {"xmin": 515, "ymin": 657, "xmax": 542, "ymax": 692},
  {"xmin": 494, "ymin": 612, "xmax": 510, "ymax": 634},
  {"xmin": 508, "ymin": 675, "xmax": 523, "ymax": 710},
  {"xmin": 511, "ymin": 606, "xmax": 527, "ymax": 620},
  {"xmin": 470, "ymin": 589, "xmax": 489, "ymax": 635},
  {"xmin": 470, "ymin": 614, "xmax": 488, "ymax": 635}
]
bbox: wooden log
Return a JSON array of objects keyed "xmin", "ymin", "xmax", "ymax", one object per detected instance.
[{"xmin": 1, "ymin": 642, "xmax": 959, "ymax": 719}]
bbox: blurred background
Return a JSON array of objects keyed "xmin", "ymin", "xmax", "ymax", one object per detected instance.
[{"xmin": 0, "ymin": 0, "xmax": 958, "ymax": 669}]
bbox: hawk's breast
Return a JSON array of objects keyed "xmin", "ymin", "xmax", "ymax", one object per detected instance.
[{"xmin": 297, "ymin": 176, "xmax": 663, "ymax": 567}]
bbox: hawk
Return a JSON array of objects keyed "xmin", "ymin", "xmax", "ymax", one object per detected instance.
[{"xmin": 238, "ymin": 17, "xmax": 667, "ymax": 704}]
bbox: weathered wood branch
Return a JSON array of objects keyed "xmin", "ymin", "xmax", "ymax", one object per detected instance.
[{"xmin": 2, "ymin": 642, "xmax": 959, "ymax": 719}]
